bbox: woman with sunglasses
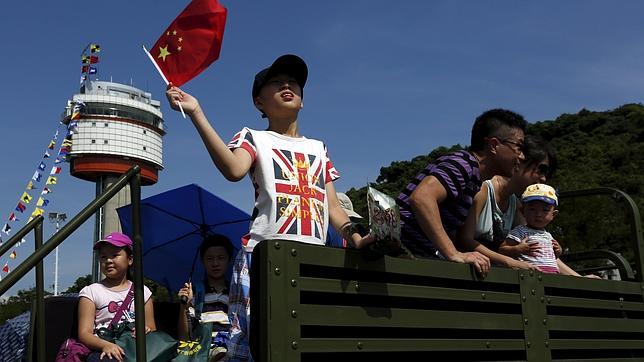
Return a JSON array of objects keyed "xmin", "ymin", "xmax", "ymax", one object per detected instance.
[{"xmin": 456, "ymin": 135, "xmax": 560, "ymax": 269}]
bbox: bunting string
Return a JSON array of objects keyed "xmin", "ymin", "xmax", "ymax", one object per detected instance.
[{"xmin": 0, "ymin": 102, "xmax": 82, "ymax": 279}]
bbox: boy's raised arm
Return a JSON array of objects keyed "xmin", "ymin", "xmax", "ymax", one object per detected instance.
[{"xmin": 166, "ymin": 85, "xmax": 253, "ymax": 181}]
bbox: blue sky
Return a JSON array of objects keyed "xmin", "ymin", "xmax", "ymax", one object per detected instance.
[{"xmin": 2, "ymin": 1, "xmax": 644, "ymax": 296}]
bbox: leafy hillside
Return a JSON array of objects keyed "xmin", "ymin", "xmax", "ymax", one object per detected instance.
[{"xmin": 348, "ymin": 104, "xmax": 644, "ymax": 267}]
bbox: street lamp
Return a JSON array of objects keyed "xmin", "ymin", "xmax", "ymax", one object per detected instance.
[{"xmin": 48, "ymin": 212, "xmax": 67, "ymax": 296}]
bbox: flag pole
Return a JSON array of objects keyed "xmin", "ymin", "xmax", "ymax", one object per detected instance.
[{"xmin": 142, "ymin": 45, "xmax": 186, "ymax": 118}]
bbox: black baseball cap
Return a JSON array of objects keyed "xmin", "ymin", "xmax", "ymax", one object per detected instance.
[{"xmin": 252, "ymin": 54, "xmax": 308, "ymax": 100}]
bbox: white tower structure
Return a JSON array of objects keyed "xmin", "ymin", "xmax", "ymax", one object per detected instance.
[{"xmin": 65, "ymin": 80, "xmax": 164, "ymax": 279}]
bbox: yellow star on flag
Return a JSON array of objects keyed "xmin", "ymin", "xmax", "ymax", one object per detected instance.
[{"xmin": 158, "ymin": 45, "xmax": 171, "ymax": 61}]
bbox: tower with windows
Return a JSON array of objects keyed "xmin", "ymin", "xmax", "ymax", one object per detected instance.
[{"xmin": 64, "ymin": 80, "xmax": 164, "ymax": 278}]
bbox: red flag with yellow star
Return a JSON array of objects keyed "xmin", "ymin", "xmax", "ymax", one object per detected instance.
[{"xmin": 150, "ymin": 0, "xmax": 227, "ymax": 86}]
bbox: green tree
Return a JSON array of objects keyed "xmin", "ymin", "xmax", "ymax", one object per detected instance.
[{"xmin": 64, "ymin": 274, "xmax": 92, "ymax": 293}]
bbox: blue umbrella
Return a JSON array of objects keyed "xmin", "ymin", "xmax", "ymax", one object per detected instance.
[{"xmin": 117, "ymin": 184, "xmax": 250, "ymax": 292}]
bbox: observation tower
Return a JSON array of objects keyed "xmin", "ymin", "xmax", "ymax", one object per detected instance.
[{"xmin": 64, "ymin": 80, "xmax": 165, "ymax": 278}]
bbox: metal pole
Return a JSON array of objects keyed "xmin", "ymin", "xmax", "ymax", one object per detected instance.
[
  {"xmin": 130, "ymin": 172, "xmax": 147, "ymax": 361},
  {"xmin": 54, "ymin": 243, "xmax": 58, "ymax": 296},
  {"xmin": 48, "ymin": 213, "xmax": 67, "ymax": 296},
  {"xmin": 34, "ymin": 221, "xmax": 45, "ymax": 362}
]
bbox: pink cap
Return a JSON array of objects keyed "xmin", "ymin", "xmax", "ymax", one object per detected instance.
[{"xmin": 93, "ymin": 232, "xmax": 133, "ymax": 250}]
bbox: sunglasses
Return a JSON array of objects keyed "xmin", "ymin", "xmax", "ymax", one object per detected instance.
[{"xmin": 535, "ymin": 163, "xmax": 552, "ymax": 178}]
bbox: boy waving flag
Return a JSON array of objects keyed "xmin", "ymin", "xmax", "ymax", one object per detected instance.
[{"xmin": 148, "ymin": 0, "xmax": 227, "ymax": 86}]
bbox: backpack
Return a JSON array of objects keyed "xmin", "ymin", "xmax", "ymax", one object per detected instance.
[{"xmin": 55, "ymin": 338, "xmax": 91, "ymax": 362}]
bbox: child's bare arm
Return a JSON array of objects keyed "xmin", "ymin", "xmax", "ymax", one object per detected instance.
[
  {"xmin": 326, "ymin": 183, "xmax": 374, "ymax": 249},
  {"xmin": 166, "ymin": 85, "xmax": 253, "ymax": 181},
  {"xmin": 78, "ymin": 297, "xmax": 125, "ymax": 360},
  {"xmin": 177, "ymin": 282, "xmax": 193, "ymax": 340},
  {"xmin": 499, "ymin": 237, "xmax": 537, "ymax": 258}
]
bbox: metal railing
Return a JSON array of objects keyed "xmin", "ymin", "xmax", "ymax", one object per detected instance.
[
  {"xmin": 0, "ymin": 165, "xmax": 146, "ymax": 361},
  {"xmin": 559, "ymin": 187, "xmax": 644, "ymax": 280}
]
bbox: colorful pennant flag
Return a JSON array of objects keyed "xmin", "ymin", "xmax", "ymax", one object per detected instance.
[
  {"xmin": 90, "ymin": 43, "xmax": 101, "ymax": 53},
  {"xmin": 31, "ymin": 208, "xmax": 44, "ymax": 218},
  {"xmin": 149, "ymin": 0, "xmax": 227, "ymax": 86},
  {"xmin": 62, "ymin": 139, "xmax": 73, "ymax": 147},
  {"xmin": 9, "ymin": 250, "xmax": 16, "ymax": 259},
  {"xmin": 21, "ymin": 192, "xmax": 33, "ymax": 204},
  {"xmin": 48, "ymin": 140, "xmax": 56, "ymax": 150},
  {"xmin": 2, "ymin": 223, "xmax": 11, "ymax": 235},
  {"xmin": 2, "ymin": 263, "xmax": 9, "ymax": 273},
  {"xmin": 15, "ymin": 202, "xmax": 26, "ymax": 213},
  {"xmin": 9, "ymin": 213, "xmax": 17, "ymax": 222},
  {"xmin": 36, "ymin": 198, "xmax": 49, "ymax": 207},
  {"xmin": 81, "ymin": 66, "xmax": 98, "ymax": 74},
  {"xmin": 32, "ymin": 171, "xmax": 42, "ymax": 182},
  {"xmin": 26, "ymin": 181, "xmax": 35, "ymax": 190},
  {"xmin": 42, "ymin": 187, "xmax": 51, "ymax": 195},
  {"xmin": 50, "ymin": 166, "xmax": 61, "ymax": 175},
  {"xmin": 38, "ymin": 161, "xmax": 46, "ymax": 171},
  {"xmin": 71, "ymin": 101, "xmax": 84, "ymax": 120},
  {"xmin": 43, "ymin": 150, "xmax": 50, "ymax": 158},
  {"xmin": 46, "ymin": 176, "xmax": 57, "ymax": 185}
]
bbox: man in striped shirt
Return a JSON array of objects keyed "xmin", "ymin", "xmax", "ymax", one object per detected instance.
[{"xmin": 397, "ymin": 109, "xmax": 527, "ymax": 275}]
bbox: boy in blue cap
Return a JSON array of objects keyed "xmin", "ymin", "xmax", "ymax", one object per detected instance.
[{"xmin": 166, "ymin": 54, "xmax": 374, "ymax": 361}]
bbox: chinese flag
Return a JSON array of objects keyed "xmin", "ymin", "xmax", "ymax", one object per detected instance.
[{"xmin": 150, "ymin": 0, "xmax": 227, "ymax": 86}]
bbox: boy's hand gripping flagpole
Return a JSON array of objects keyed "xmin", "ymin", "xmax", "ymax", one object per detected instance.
[{"xmin": 142, "ymin": 45, "xmax": 186, "ymax": 118}]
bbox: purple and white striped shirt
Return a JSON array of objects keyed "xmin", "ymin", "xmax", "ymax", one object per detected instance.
[{"xmin": 397, "ymin": 150, "xmax": 481, "ymax": 257}]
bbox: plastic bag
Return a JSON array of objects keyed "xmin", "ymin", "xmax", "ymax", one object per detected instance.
[{"xmin": 367, "ymin": 187, "xmax": 411, "ymax": 257}]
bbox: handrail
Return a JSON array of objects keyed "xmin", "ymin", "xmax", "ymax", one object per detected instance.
[
  {"xmin": 560, "ymin": 249, "xmax": 635, "ymax": 280},
  {"xmin": 34, "ymin": 221, "xmax": 44, "ymax": 362},
  {"xmin": 559, "ymin": 187, "xmax": 644, "ymax": 281},
  {"xmin": 130, "ymin": 171, "xmax": 146, "ymax": 362},
  {"xmin": 0, "ymin": 216, "xmax": 43, "ymax": 259},
  {"xmin": 0, "ymin": 165, "xmax": 145, "ymax": 361}
]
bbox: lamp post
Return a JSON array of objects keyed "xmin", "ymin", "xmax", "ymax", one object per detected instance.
[{"xmin": 48, "ymin": 212, "xmax": 67, "ymax": 296}]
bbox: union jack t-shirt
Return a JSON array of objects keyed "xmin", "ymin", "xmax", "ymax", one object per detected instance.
[{"xmin": 228, "ymin": 128, "xmax": 340, "ymax": 252}]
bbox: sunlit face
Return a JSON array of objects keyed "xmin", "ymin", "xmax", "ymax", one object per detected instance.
[
  {"xmin": 98, "ymin": 244, "xmax": 132, "ymax": 280},
  {"xmin": 491, "ymin": 128, "xmax": 525, "ymax": 178},
  {"xmin": 254, "ymin": 74, "xmax": 303, "ymax": 118},
  {"xmin": 522, "ymin": 200, "xmax": 558, "ymax": 229},
  {"xmin": 202, "ymin": 246, "xmax": 230, "ymax": 280}
]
